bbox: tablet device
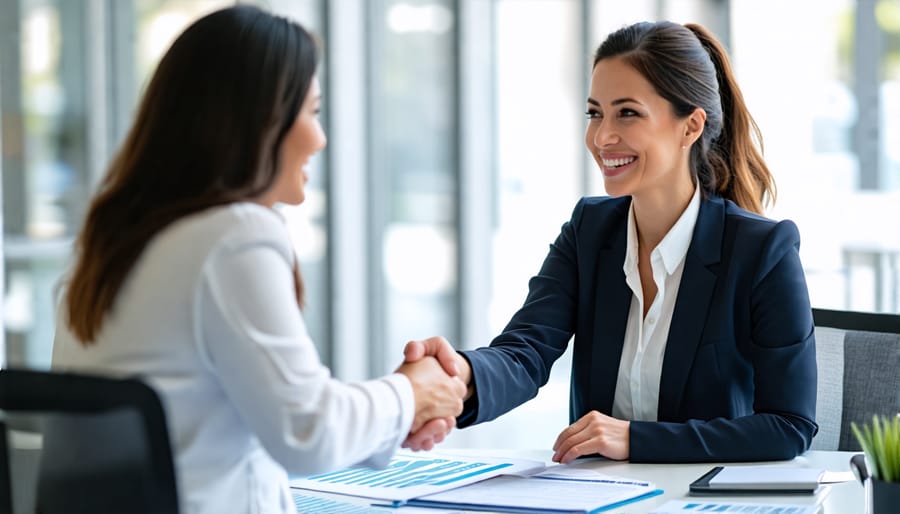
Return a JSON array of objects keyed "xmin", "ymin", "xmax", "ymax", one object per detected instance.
[{"xmin": 689, "ymin": 466, "xmax": 822, "ymax": 495}]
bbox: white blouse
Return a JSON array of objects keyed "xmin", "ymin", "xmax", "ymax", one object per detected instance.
[
  {"xmin": 612, "ymin": 186, "xmax": 701, "ymax": 422},
  {"xmin": 51, "ymin": 203, "xmax": 414, "ymax": 514}
]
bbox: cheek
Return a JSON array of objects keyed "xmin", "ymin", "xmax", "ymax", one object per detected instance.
[{"xmin": 585, "ymin": 125, "xmax": 597, "ymax": 150}]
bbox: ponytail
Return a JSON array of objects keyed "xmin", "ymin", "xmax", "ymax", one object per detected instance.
[{"xmin": 685, "ymin": 23, "xmax": 775, "ymax": 214}]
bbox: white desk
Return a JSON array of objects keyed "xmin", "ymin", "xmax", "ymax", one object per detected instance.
[
  {"xmin": 543, "ymin": 449, "xmax": 862, "ymax": 513},
  {"xmin": 293, "ymin": 449, "xmax": 863, "ymax": 513}
]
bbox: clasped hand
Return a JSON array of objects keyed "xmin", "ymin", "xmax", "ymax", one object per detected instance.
[
  {"xmin": 552, "ymin": 410, "xmax": 630, "ymax": 462},
  {"xmin": 394, "ymin": 336, "xmax": 467, "ymax": 451},
  {"xmin": 396, "ymin": 338, "xmax": 630, "ymax": 460}
]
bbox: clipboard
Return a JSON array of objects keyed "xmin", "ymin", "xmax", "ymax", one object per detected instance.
[{"xmin": 689, "ymin": 466, "xmax": 821, "ymax": 495}]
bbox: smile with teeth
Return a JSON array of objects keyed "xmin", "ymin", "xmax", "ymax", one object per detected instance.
[{"xmin": 602, "ymin": 156, "xmax": 636, "ymax": 168}]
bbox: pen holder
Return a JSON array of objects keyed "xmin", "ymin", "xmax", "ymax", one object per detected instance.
[{"xmin": 872, "ymin": 478, "xmax": 900, "ymax": 514}]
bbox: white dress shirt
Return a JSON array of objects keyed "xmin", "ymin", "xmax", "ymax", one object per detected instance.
[
  {"xmin": 612, "ymin": 186, "xmax": 701, "ymax": 422},
  {"xmin": 51, "ymin": 203, "xmax": 414, "ymax": 514}
]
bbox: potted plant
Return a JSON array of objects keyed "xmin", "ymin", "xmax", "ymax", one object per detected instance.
[{"xmin": 853, "ymin": 415, "xmax": 900, "ymax": 513}]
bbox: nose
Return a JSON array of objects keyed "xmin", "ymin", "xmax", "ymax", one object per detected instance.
[
  {"xmin": 589, "ymin": 119, "xmax": 618, "ymax": 149},
  {"xmin": 315, "ymin": 126, "xmax": 327, "ymax": 152}
]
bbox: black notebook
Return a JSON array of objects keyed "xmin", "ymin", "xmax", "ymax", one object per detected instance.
[{"xmin": 689, "ymin": 466, "xmax": 823, "ymax": 495}]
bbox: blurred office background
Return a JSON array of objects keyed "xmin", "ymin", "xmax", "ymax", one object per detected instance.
[{"xmin": 1, "ymin": 0, "xmax": 898, "ymax": 449}]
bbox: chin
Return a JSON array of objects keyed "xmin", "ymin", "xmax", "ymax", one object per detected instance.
[{"xmin": 602, "ymin": 182, "xmax": 632, "ymax": 199}]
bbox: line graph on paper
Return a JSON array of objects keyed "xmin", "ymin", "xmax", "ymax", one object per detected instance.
[{"xmin": 289, "ymin": 451, "xmax": 546, "ymax": 502}]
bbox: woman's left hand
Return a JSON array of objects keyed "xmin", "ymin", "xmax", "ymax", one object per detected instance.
[{"xmin": 552, "ymin": 411, "xmax": 630, "ymax": 463}]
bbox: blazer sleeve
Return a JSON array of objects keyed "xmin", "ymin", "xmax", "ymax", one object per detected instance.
[
  {"xmin": 457, "ymin": 200, "xmax": 585, "ymax": 427},
  {"xmin": 630, "ymin": 219, "xmax": 818, "ymax": 462}
]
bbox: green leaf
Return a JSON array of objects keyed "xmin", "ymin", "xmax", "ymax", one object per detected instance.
[{"xmin": 853, "ymin": 415, "xmax": 900, "ymax": 482}]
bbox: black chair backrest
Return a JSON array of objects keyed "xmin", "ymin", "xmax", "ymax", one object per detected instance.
[
  {"xmin": 0, "ymin": 368, "xmax": 179, "ymax": 514},
  {"xmin": 811, "ymin": 308, "xmax": 900, "ymax": 451}
]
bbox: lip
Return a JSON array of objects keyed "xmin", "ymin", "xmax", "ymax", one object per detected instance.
[{"xmin": 600, "ymin": 156, "xmax": 637, "ymax": 177}]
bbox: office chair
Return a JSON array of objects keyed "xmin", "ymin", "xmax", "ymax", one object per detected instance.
[
  {"xmin": 810, "ymin": 308, "xmax": 900, "ymax": 451},
  {"xmin": 0, "ymin": 368, "xmax": 179, "ymax": 513}
]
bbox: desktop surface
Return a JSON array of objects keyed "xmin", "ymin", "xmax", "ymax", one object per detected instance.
[{"xmin": 291, "ymin": 449, "xmax": 863, "ymax": 513}]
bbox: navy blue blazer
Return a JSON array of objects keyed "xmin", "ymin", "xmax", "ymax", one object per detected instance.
[{"xmin": 459, "ymin": 194, "xmax": 818, "ymax": 462}]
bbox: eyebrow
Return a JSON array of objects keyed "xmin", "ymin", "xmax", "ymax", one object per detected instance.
[{"xmin": 585, "ymin": 97, "xmax": 642, "ymax": 106}]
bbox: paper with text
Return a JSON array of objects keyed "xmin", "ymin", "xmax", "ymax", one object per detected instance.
[
  {"xmin": 650, "ymin": 499, "xmax": 819, "ymax": 513},
  {"xmin": 410, "ymin": 474, "xmax": 661, "ymax": 513},
  {"xmin": 289, "ymin": 451, "xmax": 546, "ymax": 501}
]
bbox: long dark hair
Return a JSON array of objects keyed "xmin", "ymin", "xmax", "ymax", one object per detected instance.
[
  {"xmin": 594, "ymin": 21, "xmax": 774, "ymax": 214},
  {"xmin": 66, "ymin": 5, "xmax": 318, "ymax": 343}
]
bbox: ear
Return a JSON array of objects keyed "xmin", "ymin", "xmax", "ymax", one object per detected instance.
[{"xmin": 683, "ymin": 107, "xmax": 707, "ymax": 147}]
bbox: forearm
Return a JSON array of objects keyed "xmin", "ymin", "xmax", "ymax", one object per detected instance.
[{"xmin": 629, "ymin": 412, "xmax": 816, "ymax": 463}]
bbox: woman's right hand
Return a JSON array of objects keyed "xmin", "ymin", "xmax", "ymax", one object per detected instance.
[{"xmin": 395, "ymin": 356, "xmax": 466, "ymax": 433}]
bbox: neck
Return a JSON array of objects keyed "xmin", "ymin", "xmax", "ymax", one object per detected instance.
[{"xmin": 632, "ymin": 180, "xmax": 695, "ymax": 252}]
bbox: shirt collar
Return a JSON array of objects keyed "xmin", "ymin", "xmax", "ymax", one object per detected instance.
[{"xmin": 623, "ymin": 185, "xmax": 701, "ymax": 276}]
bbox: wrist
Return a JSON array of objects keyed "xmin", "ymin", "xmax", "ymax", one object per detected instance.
[{"xmin": 456, "ymin": 352, "xmax": 475, "ymax": 400}]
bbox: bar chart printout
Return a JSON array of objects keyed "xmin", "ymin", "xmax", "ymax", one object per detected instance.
[
  {"xmin": 649, "ymin": 500, "xmax": 820, "ymax": 513},
  {"xmin": 289, "ymin": 451, "xmax": 546, "ymax": 502}
]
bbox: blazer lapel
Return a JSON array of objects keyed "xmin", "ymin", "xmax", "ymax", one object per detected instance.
[
  {"xmin": 588, "ymin": 203, "xmax": 632, "ymax": 416},
  {"xmin": 657, "ymin": 196, "xmax": 724, "ymax": 420}
]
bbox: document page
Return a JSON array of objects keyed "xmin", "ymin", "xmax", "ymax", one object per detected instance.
[
  {"xmin": 409, "ymin": 474, "xmax": 661, "ymax": 513},
  {"xmin": 290, "ymin": 451, "xmax": 546, "ymax": 502},
  {"xmin": 650, "ymin": 499, "xmax": 819, "ymax": 513}
]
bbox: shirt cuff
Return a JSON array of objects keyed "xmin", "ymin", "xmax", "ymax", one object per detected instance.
[{"xmin": 382, "ymin": 372, "xmax": 415, "ymax": 436}]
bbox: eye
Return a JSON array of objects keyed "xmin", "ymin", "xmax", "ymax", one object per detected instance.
[
  {"xmin": 585, "ymin": 109, "xmax": 602, "ymax": 120},
  {"xmin": 618, "ymin": 108, "xmax": 638, "ymax": 118}
]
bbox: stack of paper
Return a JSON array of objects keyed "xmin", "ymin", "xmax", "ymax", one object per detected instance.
[
  {"xmin": 408, "ymin": 466, "xmax": 663, "ymax": 513},
  {"xmin": 291, "ymin": 451, "xmax": 662, "ymax": 513}
]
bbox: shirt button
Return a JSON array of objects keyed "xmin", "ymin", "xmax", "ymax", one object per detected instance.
[{"xmin": 647, "ymin": 317, "xmax": 656, "ymax": 324}]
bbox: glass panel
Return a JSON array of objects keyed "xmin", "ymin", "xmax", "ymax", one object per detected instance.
[
  {"xmin": 2, "ymin": 0, "xmax": 330, "ymax": 368},
  {"xmin": 3, "ymin": 0, "xmax": 91, "ymax": 368},
  {"xmin": 878, "ymin": 0, "xmax": 900, "ymax": 190},
  {"xmin": 448, "ymin": 0, "xmax": 583, "ymax": 449},
  {"xmin": 734, "ymin": 0, "xmax": 899, "ymax": 313},
  {"xmin": 370, "ymin": 0, "xmax": 459, "ymax": 374}
]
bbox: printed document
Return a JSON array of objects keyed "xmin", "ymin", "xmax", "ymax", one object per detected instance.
[
  {"xmin": 408, "ymin": 470, "xmax": 662, "ymax": 513},
  {"xmin": 650, "ymin": 499, "xmax": 819, "ymax": 513},
  {"xmin": 291, "ymin": 451, "xmax": 662, "ymax": 512},
  {"xmin": 290, "ymin": 451, "xmax": 545, "ymax": 501}
]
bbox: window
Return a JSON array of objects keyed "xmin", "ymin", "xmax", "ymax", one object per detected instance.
[
  {"xmin": 3, "ymin": 0, "xmax": 895, "ymax": 451},
  {"xmin": 1, "ymin": 0, "xmax": 329, "ymax": 367},
  {"xmin": 368, "ymin": 0, "xmax": 460, "ymax": 374},
  {"xmin": 733, "ymin": 0, "xmax": 900, "ymax": 313}
]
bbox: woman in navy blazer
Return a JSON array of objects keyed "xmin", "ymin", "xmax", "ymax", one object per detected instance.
[{"xmin": 405, "ymin": 21, "xmax": 818, "ymax": 463}]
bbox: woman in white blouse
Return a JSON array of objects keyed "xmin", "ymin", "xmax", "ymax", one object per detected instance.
[{"xmin": 50, "ymin": 6, "xmax": 465, "ymax": 513}]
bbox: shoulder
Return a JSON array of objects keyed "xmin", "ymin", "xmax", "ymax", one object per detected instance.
[
  {"xmin": 575, "ymin": 195, "xmax": 630, "ymax": 216},
  {"xmin": 165, "ymin": 203, "xmax": 294, "ymax": 262},
  {"xmin": 720, "ymin": 198, "xmax": 800, "ymax": 249},
  {"xmin": 715, "ymin": 198, "xmax": 802, "ymax": 281},
  {"xmin": 569, "ymin": 195, "xmax": 631, "ymax": 231}
]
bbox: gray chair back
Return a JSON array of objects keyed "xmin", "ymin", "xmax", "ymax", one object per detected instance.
[
  {"xmin": 810, "ymin": 308, "xmax": 900, "ymax": 451},
  {"xmin": 0, "ymin": 368, "xmax": 179, "ymax": 514}
]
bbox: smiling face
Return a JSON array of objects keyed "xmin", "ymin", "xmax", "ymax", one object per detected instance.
[
  {"xmin": 262, "ymin": 76, "xmax": 327, "ymax": 207},
  {"xmin": 585, "ymin": 57, "xmax": 702, "ymax": 201}
]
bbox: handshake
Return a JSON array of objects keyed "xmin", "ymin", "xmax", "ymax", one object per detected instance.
[{"xmin": 394, "ymin": 336, "xmax": 470, "ymax": 452}]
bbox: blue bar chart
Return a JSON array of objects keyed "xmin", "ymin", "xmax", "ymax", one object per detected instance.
[{"xmin": 290, "ymin": 451, "xmax": 545, "ymax": 502}]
